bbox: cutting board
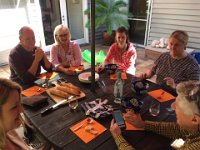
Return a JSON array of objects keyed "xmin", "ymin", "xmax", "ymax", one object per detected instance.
[{"xmin": 46, "ymin": 86, "xmax": 86, "ymax": 104}]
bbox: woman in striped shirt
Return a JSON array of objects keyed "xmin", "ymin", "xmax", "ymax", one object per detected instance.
[{"xmin": 140, "ymin": 30, "xmax": 200, "ymax": 89}]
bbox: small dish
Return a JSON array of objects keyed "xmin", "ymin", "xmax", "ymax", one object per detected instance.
[
  {"xmin": 78, "ymin": 72, "xmax": 99, "ymax": 83},
  {"xmin": 105, "ymin": 64, "xmax": 118, "ymax": 74}
]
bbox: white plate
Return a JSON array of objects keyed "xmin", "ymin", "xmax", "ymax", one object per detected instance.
[{"xmin": 78, "ymin": 72, "xmax": 99, "ymax": 83}]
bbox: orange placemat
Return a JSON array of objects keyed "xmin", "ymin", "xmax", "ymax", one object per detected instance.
[
  {"xmin": 70, "ymin": 118, "xmax": 107, "ymax": 143},
  {"xmin": 22, "ymin": 86, "xmax": 46, "ymax": 97},
  {"xmin": 148, "ymin": 89, "xmax": 175, "ymax": 102},
  {"xmin": 125, "ymin": 121, "xmax": 144, "ymax": 130},
  {"xmin": 68, "ymin": 66, "xmax": 84, "ymax": 72},
  {"xmin": 37, "ymin": 72, "xmax": 57, "ymax": 79},
  {"xmin": 110, "ymin": 72, "xmax": 127, "ymax": 80}
]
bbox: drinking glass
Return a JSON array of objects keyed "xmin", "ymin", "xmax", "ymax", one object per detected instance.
[
  {"xmin": 97, "ymin": 80, "xmax": 107, "ymax": 93},
  {"xmin": 149, "ymin": 101, "xmax": 160, "ymax": 116},
  {"xmin": 68, "ymin": 100, "xmax": 78, "ymax": 110}
]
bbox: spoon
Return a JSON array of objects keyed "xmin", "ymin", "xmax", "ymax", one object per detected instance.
[{"xmin": 73, "ymin": 118, "xmax": 93, "ymax": 132}]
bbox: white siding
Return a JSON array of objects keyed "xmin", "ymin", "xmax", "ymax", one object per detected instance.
[{"xmin": 148, "ymin": 0, "xmax": 200, "ymax": 50}]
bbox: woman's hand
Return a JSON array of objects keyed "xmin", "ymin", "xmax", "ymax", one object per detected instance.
[
  {"xmin": 110, "ymin": 119, "xmax": 121, "ymax": 138},
  {"xmin": 124, "ymin": 111, "xmax": 145, "ymax": 128},
  {"xmin": 164, "ymin": 77, "xmax": 176, "ymax": 89}
]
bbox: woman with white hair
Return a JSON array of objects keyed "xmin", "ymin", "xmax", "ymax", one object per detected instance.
[
  {"xmin": 50, "ymin": 24, "xmax": 82, "ymax": 74},
  {"xmin": 110, "ymin": 80, "xmax": 200, "ymax": 150}
]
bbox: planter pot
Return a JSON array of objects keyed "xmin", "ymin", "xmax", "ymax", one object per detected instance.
[{"xmin": 102, "ymin": 31, "xmax": 116, "ymax": 46}]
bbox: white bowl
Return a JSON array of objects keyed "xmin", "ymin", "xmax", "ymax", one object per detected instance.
[{"xmin": 78, "ymin": 72, "xmax": 99, "ymax": 83}]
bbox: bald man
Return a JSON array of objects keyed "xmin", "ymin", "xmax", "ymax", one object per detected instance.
[{"xmin": 9, "ymin": 26, "xmax": 52, "ymax": 88}]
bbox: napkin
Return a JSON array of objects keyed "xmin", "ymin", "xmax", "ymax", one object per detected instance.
[
  {"xmin": 125, "ymin": 121, "xmax": 144, "ymax": 130},
  {"xmin": 22, "ymin": 86, "xmax": 46, "ymax": 97},
  {"xmin": 110, "ymin": 71, "xmax": 127, "ymax": 80},
  {"xmin": 81, "ymin": 99, "xmax": 113, "ymax": 118},
  {"xmin": 148, "ymin": 89, "xmax": 175, "ymax": 102},
  {"xmin": 70, "ymin": 118, "xmax": 107, "ymax": 143},
  {"xmin": 34, "ymin": 72, "xmax": 61, "ymax": 85},
  {"xmin": 37, "ymin": 72, "xmax": 57, "ymax": 79},
  {"xmin": 68, "ymin": 65, "xmax": 84, "ymax": 72}
]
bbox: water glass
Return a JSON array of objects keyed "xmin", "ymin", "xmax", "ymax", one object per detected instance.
[
  {"xmin": 68, "ymin": 100, "xmax": 78, "ymax": 110},
  {"xmin": 149, "ymin": 101, "xmax": 160, "ymax": 116},
  {"xmin": 97, "ymin": 80, "xmax": 107, "ymax": 93}
]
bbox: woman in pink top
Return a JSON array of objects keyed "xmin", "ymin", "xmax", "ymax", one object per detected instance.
[
  {"xmin": 104, "ymin": 27, "xmax": 137, "ymax": 75},
  {"xmin": 0, "ymin": 78, "xmax": 34, "ymax": 150},
  {"xmin": 50, "ymin": 24, "xmax": 82, "ymax": 74}
]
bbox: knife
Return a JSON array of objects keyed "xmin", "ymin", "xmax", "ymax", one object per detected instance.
[{"xmin": 41, "ymin": 95, "xmax": 74, "ymax": 115}]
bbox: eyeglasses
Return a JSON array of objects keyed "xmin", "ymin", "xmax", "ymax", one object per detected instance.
[{"xmin": 56, "ymin": 34, "xmax": 68, "ymax": 38}]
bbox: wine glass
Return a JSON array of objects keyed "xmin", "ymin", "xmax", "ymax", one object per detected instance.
[
  {"xmin": 97, "ymin": 80, "xmax": 107, "ymax": 93},
  {"xmin": 149, "ymin": 100, "xmax": 160, "ymax": 116},
  {"xmin": 68, "ymin": 99, "xmax": 78, "ymax": 110}
]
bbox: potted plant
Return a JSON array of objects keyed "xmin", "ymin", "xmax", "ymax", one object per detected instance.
[{"xmin": 85, "ymin": 0, "xmax": 133, "ymax": 46}]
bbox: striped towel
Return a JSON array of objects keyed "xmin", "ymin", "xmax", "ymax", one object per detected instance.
[{"xmin": 81, "ymin": 99, "xmax": 113, "ymax": 118}]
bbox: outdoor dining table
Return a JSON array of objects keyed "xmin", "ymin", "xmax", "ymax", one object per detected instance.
[{"xmin": 23, "ymin": 70, "xmax": 176, "ymax": 150}]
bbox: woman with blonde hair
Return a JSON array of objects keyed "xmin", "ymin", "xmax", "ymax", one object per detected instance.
[
  {"xmin": 50, "ymin": 24, "xmax": 82, "ymax": 74},
  {"xmin": 0, "ymin": 78, "xmax": 34, "ymax": 150},
  {"xmin": 140, "ymin": 30, "xmax": 200, "ymax": 89}
]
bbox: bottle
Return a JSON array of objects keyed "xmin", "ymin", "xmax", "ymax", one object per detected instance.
[{"xmin": 114, "ymin": 71, "xmax": 124, "ymax": 104}]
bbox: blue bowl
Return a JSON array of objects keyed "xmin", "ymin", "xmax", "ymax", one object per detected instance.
[
  {"xmin": 121, "ymin": 97, "xmax": 143, "ymax": 113},
  {"xmin": 105, "ymin": 64, "xmax": 118, "ymax": 74},
  {"xmin": 131, "ymin": 79, "xmax": 148, "ymax": 95}
]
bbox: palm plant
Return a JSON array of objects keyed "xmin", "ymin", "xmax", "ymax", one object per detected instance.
[{"xmin": 85, "ymin": 0, "xmax": 132, "ymax": 36}]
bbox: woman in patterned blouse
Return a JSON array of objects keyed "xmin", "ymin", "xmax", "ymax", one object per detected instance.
[
  {"xmin": 104, "ymin": 26, "xmax": 137, "ymax": 75},
  {"xmin": 110, "ymin": 80, "xmax": 200, "ymax": 150},
  {"xmin": 50, "ymin": 24, "xmax": 82, "ymax": 74},
  {"xmin": 140, "ymin": 30, "xmax": 200, "ymax": 89}
]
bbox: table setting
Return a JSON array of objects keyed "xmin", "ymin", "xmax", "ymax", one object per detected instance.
[{"xmin": 22, "ymin": 64, "xmax": 176, "ymax": 149}]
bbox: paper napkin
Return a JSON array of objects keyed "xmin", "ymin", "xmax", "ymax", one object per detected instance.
[
  {"xmin": 70, "ymin": 118, "xmax": 107, "ymax": 143},
  {"xmin": 22, "ymin": 86, "xmax": 46, "ymax": 97},
  {"xmin": 110, "ymin": 72, "xmax": 127, "ymax": 80},
  {"xmin": 148, "ymin": 89, "xmax": 175, "ymax": 102}
]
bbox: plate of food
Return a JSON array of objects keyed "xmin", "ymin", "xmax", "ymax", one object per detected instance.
[{"xmin": 78, "ymin": 72, "xmax": 99, "ymax": 83}]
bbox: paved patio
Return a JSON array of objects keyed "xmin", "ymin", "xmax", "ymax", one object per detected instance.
[{"xmin": 0, "ymin": 44, "xmax": 155, "ymax": 81}]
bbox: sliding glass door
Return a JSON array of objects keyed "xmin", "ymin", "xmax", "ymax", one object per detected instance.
[
  {"xmin": 128, "ymin": 0, "xmax": 151, "ymax": 46},
  {"xmin": 39, "ymin": 0, "xmax": 87, "ymax": 46}
]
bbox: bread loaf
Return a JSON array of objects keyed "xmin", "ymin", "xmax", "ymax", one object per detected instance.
[
  {"xmin": 49, "ymin": 88, "xmax": 69, "ymax": 98},
  {"xmin": 60, "ymin": 82, "xmax": 81, "ymax": 92},
  {"xmin": 57, "ymin": 85, "xmax": 80, "ymax": 96}
]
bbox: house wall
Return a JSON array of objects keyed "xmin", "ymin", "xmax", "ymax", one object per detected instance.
[{"xmin": 147, "ymin": 0, "xmax": 200, "ymax": 50}]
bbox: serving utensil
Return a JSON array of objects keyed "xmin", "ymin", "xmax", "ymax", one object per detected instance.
[{"xmin": 41, "ymin": 95, "xmax": 74, "ymax": 115}]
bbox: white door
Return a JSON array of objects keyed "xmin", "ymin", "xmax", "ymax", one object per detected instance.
[{"xmin": 39, "ymin": 0, "xmax": 88, "ymax": 48}]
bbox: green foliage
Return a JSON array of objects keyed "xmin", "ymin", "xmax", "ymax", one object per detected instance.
[{"xmin": 84, "ymin": 0, "xmax": 133, "ymax": 35}]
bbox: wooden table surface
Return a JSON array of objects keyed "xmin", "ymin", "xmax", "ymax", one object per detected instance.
[{"xmin": 23, "ymin": 71, "xmax": 176, "ymax": 150}]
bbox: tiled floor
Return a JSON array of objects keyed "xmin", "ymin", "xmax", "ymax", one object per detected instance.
[{"xmin": 0, "ymin": 44, "xmax": 154, "ymax": 79}]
